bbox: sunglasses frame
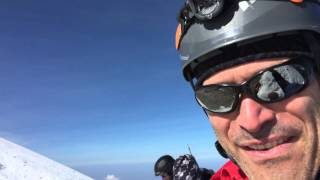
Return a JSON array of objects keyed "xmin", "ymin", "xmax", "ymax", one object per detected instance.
[{"xmin": 195, "ymin": 56, "xmax": 314, "ymax": 114}]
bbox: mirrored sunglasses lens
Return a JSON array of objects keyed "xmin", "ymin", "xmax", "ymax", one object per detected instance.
[
  {"xmin": 196, "ymin": 86, "xmax": 237, "ymax": 112},
  {"xmin": 250, "ymin": 64, "xmax": 306, "ymax": 102}
]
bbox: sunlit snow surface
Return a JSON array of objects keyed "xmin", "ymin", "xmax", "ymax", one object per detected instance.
[{"xmin": 0, "ymin": 138, "xmax": 93, "ymax": 180}]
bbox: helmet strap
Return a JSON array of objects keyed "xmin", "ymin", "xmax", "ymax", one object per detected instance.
[{"xmin": 215, "ymin": 141, "xmax": 240, "ymax": 167}]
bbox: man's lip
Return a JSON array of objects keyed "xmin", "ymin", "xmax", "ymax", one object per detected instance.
[
  {"xmin": 239, "ymin": 136, "xmax": 297, "ymax": 162},
  {"xmin": 239, "ymin": 136, "xmax": 293, "ymax": 150}
]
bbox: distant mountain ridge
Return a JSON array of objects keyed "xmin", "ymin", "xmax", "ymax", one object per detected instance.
[{"xmin": 0, "ymin": 138, "xmax": 93, "ymax": 180}]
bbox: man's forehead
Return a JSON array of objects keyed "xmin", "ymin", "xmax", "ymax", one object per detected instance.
[{"xmin": 203, "ymin": 58, "xmax": 289, "ymax": 85}]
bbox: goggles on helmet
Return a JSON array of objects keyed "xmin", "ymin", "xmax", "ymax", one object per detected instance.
[
  {"xmin": 177, "ymin": 0, "xmax": 228, "ymax": 49},
  {"xmin": 195, "ymin": 56, "xmax": 314, "ymax": 113},
  {"xmin": 188, "ymin": 0, "xmax": 224, "ymax": 20}
]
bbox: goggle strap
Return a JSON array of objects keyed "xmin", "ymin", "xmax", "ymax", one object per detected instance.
[{"xmin": 186, "ymin": 0, "xmax": 197, "ymax": 15}]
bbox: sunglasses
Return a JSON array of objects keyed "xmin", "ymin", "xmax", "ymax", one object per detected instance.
[{"xmin": 195, "ymin": 56, "xmax": 314, "ymax": 113}]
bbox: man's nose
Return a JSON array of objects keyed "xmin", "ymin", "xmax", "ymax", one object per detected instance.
[{"xmin": 237, "ymin": 97, "xmax": 275, "ymax": 134}]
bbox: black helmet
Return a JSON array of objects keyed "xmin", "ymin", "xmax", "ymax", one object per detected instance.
[
  {"xmin": 154, "ymin": 155, "xmax": 175, "ymax": 176},
  {"xmin": 175, "ymin": 0, "xmax": 320, "ymax": 85}
]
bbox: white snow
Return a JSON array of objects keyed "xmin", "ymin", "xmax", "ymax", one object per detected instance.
[
  {"xmin": 0, "ymin": 138, "xmax": 93, "ymax": 180},
  {"xmin": 104, "ymin": 174, "xmax": 119, "ymax": 180}
]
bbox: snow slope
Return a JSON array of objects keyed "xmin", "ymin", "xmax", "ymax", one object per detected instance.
[{"xmin": 0, "ymin": 138, "xmax": 93, "ymax": 180}]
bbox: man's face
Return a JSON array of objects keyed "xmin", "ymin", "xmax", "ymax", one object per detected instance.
[{"xmin": 203, "ymin": 58, "xmax": 320, "ymax": 180}]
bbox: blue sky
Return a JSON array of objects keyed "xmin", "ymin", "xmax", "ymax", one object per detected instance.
[{"xmin": 0, "ymin": 1, "xmax": 226, "ymax": 179}]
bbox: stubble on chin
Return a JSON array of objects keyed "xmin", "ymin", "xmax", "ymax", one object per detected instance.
[{"xmin": 304, "ymin": 96, "xmax": 320, "ymax": 180}]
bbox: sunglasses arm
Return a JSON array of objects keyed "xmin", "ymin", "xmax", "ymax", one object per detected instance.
[
  {"xmin": 189, "ymin": 78, "xmax": 241, "ymax": 165},
  {"xmin": 189, "ymin": 80, "xmax": 210, "ymax": 117},
  {"xmin": 303, "ymin": 32, "xmax": 320, "ymax": 72}
]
